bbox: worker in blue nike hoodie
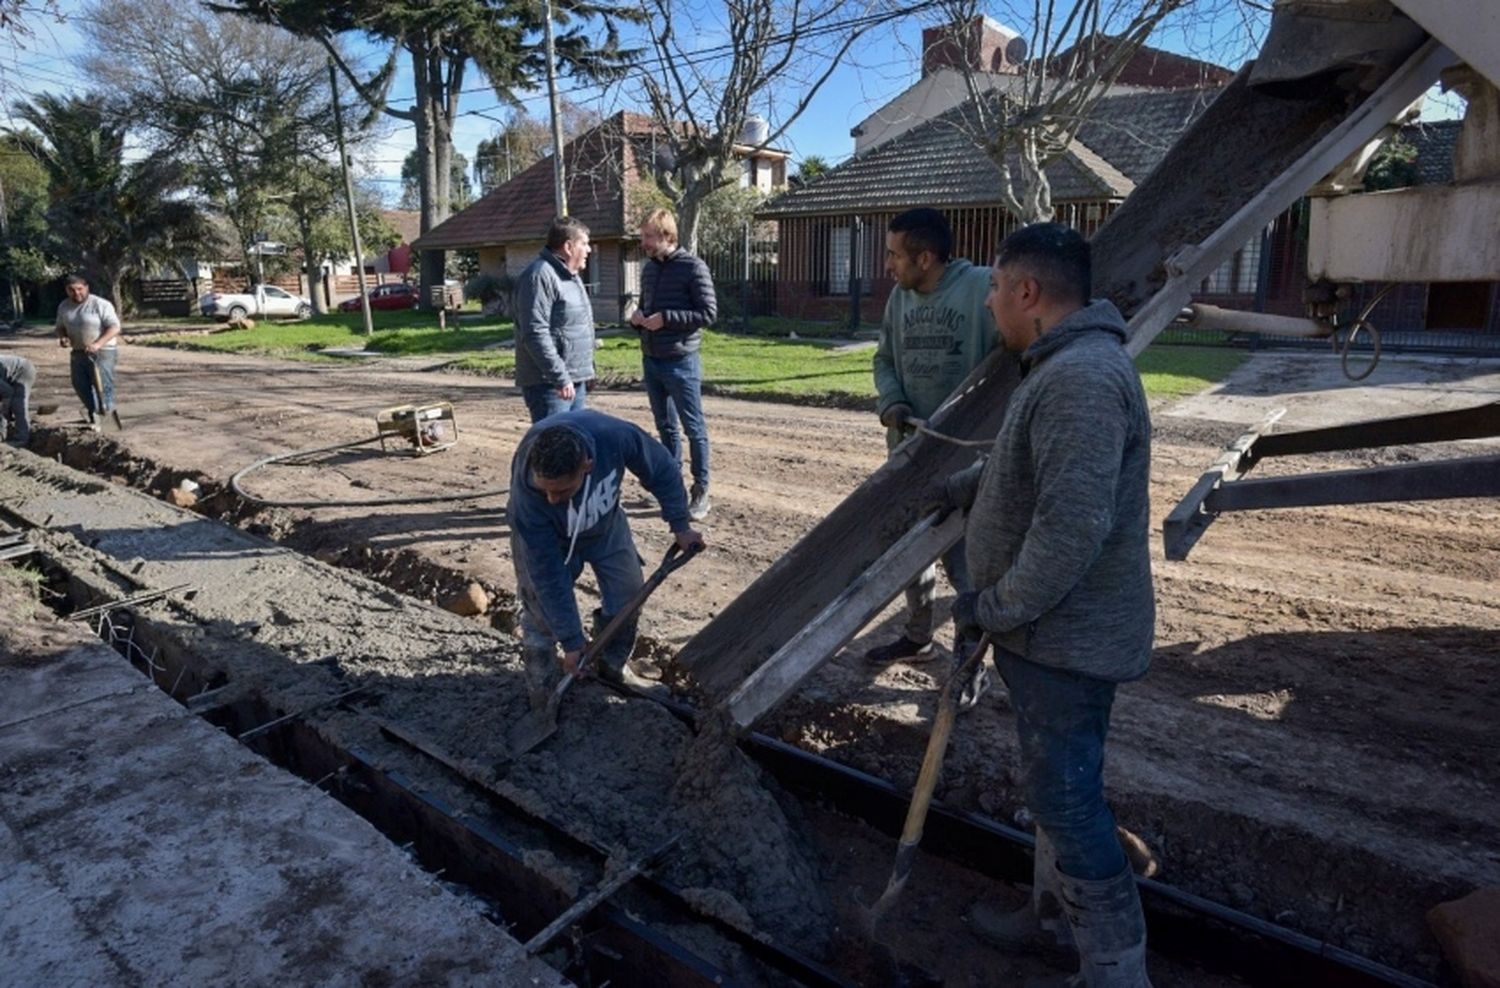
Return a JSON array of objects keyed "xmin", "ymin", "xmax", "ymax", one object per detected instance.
[{"xmin": 508, "ymin": 410, "xmax": 705, "ymax": 708}]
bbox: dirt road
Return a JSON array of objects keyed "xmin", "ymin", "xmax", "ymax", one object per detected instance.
[{"xmin": 8, "ymin": 330, "xmax": 1499, "ymax": 978}]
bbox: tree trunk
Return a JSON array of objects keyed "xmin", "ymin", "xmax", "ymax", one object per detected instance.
[
  {"xmin": 299, "ymin": 217, "xmax": 326, "ymax": 314},
  {"xmin": 409, "ymin": 43, "xmax": 438, "ymax": 235},
  {"xmin": 673, "ymin": 159, "xmax": 726, "ymax": 255},
  {"xmin": 108, "ymin": 273, "xmax": 125, "ymax": 316},
  {"xmin": 677, "ymin": 196, "xmax": 702, "ymax": 255},
  {"xmin": 406, "ymin": 33, "xmax": 466, "ymax": 308}
]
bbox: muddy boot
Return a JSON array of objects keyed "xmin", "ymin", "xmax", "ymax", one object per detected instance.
[
  {"xmin": 969, "ymin": 829, "xmax": 1077, "ymax": 965},
  {"xmin": 522, "ymin": 645, "xmax": 559, "ymax": 711},
  {"xmin": 1040, "ymin": 863, "xmax": 1151, "ymax": 988},
  {"xmin": 590, "ymin": 607, "xmax": 638, "ymax": 682}
]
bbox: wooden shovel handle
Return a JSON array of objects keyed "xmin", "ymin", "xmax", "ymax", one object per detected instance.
[{"xmin": 897, "ymin": 633, "xmax": 991, "ymax": 847}]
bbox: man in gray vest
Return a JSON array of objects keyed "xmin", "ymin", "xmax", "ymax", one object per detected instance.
[{"xmin": 515, "ymin": 217, "xmax": 596, "ymax": 423}]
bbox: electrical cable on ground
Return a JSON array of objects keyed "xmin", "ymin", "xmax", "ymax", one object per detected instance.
[{"xmin": 230, "ymin": 436, "xmax": 509, "ymax": 509}]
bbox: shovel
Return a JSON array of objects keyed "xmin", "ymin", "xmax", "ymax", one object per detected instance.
[
  {"xmin": 862, "ymin": 632, "xmax": 992, "ymax": 938},
  {"xmin": 507, "ymin": 541, "xmax": 700, "ymax": 757},
  {"xmin": 89, "ymin": 355, "xmax": 124, "ymax": 432}
]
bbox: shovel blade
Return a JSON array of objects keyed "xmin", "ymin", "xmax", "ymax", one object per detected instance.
[
  {"xmin": 100, "ymin": 410, "xmax": 124, "ymax": 433},
  {"xmin": 507, "ymin": 707, "xmax": 559, "ymax": 757}
]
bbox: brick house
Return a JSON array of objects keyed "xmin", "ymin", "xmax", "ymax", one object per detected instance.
[
  {"xmin": 411, "ymin": 111, "xmax": 789, "ymax": 323},
  {"xmin": 758, "ymin": 84, "xmax": 1224, "ymax": 322}
]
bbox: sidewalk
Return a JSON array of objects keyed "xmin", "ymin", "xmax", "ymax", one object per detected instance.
[{"xmin": 0, "ymin": 571, "xmax": 565, "ymax": 988}]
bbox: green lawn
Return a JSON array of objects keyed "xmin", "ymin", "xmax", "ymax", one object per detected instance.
[
  {"xmin": 452, "ymin": 330, "xmax": 878, "ymax": 405},
  {"xmin": 1134, "ymin": 346, "xmax": 1247, "ymax": 400},
  {"xmin": 137, "ymin": 309, "xmax": 513, "ymax": 360},
  {"xmin": 137, "ymin": 311, "xmax": 1243, "ymax": 404},
  {"xmin": 454, "ymin": 332, "xmax": 1246, "ymax": 406}
]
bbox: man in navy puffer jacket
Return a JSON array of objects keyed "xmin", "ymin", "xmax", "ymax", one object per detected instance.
[{"xmin": 630, "ymin": 208, "xmax": 717, "ymax": 520}]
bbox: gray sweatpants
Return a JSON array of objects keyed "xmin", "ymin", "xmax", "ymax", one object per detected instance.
[{"xmin": 512, "ymin": 507, "xmax": 645, "ymax": 693}]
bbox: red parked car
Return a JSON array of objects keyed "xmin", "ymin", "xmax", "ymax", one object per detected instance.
[{"xmin": 339, "ymin": 283, "xmax": 420, "ymax": 312}]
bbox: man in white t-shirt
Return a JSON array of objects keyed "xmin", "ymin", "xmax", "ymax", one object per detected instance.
[{"xmin": 54, "ymin": 274, "xmax": 122, "ymax": 423}]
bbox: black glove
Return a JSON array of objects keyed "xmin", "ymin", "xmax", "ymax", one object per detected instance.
[
  {"xmin": 951, "ymin": 591, "xmax": 983, "ymax": 641},
  {"xmin": 879, "ymin": 403, "xmax": 914, "ymax": 431},
  {"xmin": 919, "ymin": 477, "xmax": 958, "ymax": 524}
]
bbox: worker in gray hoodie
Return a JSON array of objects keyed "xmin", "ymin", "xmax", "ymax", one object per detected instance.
[
  {"xmin": 941, "ymin": 223, "xmax": 1154, "ymax": 986},
  {"xmin": 865, "ymin": 208, "xmax": 999, "ymax": 690},
  {"xmin": 514, "ymin": 217, "xmax": 596, "ymax": 423}
]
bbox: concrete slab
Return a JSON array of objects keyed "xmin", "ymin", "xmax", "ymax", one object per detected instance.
[
  {"xmin": 1162, "ymin": 351, "xmax": 1500, "ymax": 436},
  {"xmin": 0, "ymin": 579, "xmax": 566, "ymax": 988}
]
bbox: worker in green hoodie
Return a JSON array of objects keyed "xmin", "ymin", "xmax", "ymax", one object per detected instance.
[{"xmin": 865, "ymin": 207, "xmax": 998, "ymax": 700}]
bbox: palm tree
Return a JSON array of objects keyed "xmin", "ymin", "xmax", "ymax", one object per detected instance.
[{"xmin": 8, "ymin": 92, "xmax": 216, "ymax": 311}]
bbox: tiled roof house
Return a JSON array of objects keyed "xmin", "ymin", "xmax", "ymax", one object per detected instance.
[{"xmin": 757, "ymin": 85, "xmax": 1221, "ymax": 321}]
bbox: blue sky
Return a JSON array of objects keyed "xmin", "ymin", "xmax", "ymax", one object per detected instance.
[{"xmin": 0, "ymin": 1, "xmax": 1464, "ymax": 204}]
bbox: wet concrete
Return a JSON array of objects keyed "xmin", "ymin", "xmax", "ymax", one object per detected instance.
[
  {"xmin": 0, "ymin": 569, "xmax": 565, "ymax": 987},
  {"xmin": 0, "ymin": 446, "xmax": 832, "ymax": 955}
]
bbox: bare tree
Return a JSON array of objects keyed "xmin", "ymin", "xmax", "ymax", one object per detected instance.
[
  {"xmin": 639, "ymin": 0, "xmax": 912, "ymax": 252},
  {"xmin": 0, "ymin": 0, "xmax": 57, "ymax": 40},
  {"xmin": 0, "ymin": 0, "xmax": 61, "ymax": 90},
  {"xmin": 79, "ymin": 0, "xmax": 349, "ymax": 281},
  {"xmin": 933, "ymin": 0, "xmax": 1202, "ymax": 223},
  {"xmin": 473, "ymin": 100, "xmax": 601, "ymax": 193}
]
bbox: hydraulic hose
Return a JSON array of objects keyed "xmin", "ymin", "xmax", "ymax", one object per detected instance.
[{"xmin": 229, "ymin": 436, "xmax": 508, "ymax": 509}]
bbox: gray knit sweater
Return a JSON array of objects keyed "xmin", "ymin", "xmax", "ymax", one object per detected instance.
[{"xmin": 949, "ymin": 300, "xmax": 1154, "ymax": 682}]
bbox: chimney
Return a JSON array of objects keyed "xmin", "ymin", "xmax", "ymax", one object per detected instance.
[{"xmin": 921, "ymin": 16, "xmax": 1026, "ymax": 78}]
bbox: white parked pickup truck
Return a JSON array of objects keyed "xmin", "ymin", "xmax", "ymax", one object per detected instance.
[{"xmin": 198, "ymin": 285, "xmax": 313, "ymax": 321}]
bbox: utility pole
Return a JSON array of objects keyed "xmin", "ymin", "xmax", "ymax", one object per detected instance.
[
  {"xmin": 542, "ymin": 0, "xmax": 567, "ymax": 216},
  {"xmin": 328, "ymin": 57, "xmax": 374, "ymax": 337},
  {"xmin": 0, "ymin": 173, "xmax": 23, "ymax": 319}
]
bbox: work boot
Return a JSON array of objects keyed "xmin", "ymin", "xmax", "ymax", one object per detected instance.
[
  {"xmin": 957, "ymin": 661, "xmax": 992, "ymax": 712},
  {"xmin": 522, "ymin": 645, "xmax": 559, "ymax": 711},
  {"xmin": 953, "ymin": 633, "xmax": 991, "ymax": 712},
  {"xmin": 1047, "ymin": 862, "xmax": 1152, "ymax": 988},
  {"xmin": 590, "ymin": 607, "xmax": 638, "ymax": 679},
  {"xmin": 688, "ymin": 483, "xmax": 711, "ymax": 521},
  {"xmin": 969, "ymin": 829, "xmax": 1077, "ymax": 965},
  {"xmin": 864, "ymin": 635, "xmax": 935, "ymax": 665},
  {"xmin": 597, "ymin": 658, "xmax": 667, "ymax": 697}
]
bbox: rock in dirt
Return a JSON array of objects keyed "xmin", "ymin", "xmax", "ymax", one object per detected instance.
[
  {"xmin": 441, "ymin": 582, "xmax": 488, "ymax": 617},
  {"xmin": 1428, "ymin": 886, "xmax": 1500, "ymax": 988},
  {"xmin": 166, "ymin": 487, "xmax": 198, "ymax": 508}
]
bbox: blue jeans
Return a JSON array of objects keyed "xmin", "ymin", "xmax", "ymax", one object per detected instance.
[
  {"xmin": 522, "ymin": 379, "xmax": 588, "ymax": 423},
  {"xmin": 642, "ymin": 353, "xmax": 709, "ymax": 489},
  {"xmin": 513, "ymin": 507, "xmax": 644, "ymax": 673},
  {"xmin": 70, "ymin": 348, "xmax": 117, "ymax": 414},
  {"xmin": 995, "ymin": 647, "xmax": 1127, "ymax": 881}
]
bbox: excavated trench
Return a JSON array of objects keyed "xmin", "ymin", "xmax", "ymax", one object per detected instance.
[{"xmin": 5, "ymin": 430, "xmax": 1449, "ymax": 987}]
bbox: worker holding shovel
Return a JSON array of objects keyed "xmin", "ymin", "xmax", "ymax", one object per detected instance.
[
  {"xmin": 54, "ymin": 274, "xmax": 122, "ymax": 430},
  {"xmin": 508, "ymin": 410, "xmax": 705, "ymax": 713},
  {"xmin": 939, "ymin": 224, "xmax": 1155, "ymax": 987}
]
